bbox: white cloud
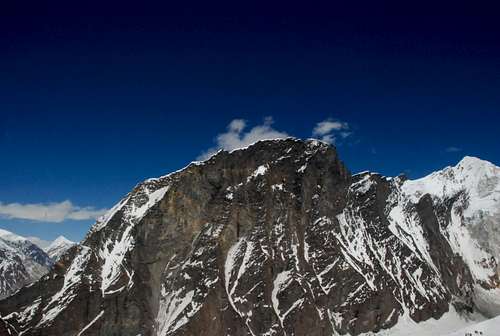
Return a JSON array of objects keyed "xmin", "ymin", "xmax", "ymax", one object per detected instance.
[
  {"xmin": 0, "ymin": 200, "xmax": 108, "ymax": 223},
  {"xmin": 445, "ymin": 146, "xmax": 462, "ymax": 153},
  {"xmin": 312, "ymin": 118, "xmax": 351, "ymax": 144},
  {"xmin": 199, "ymin": 117, "xmax": 290, "ymax": 160}
]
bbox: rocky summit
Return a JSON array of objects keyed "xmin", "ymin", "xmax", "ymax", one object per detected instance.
[{"xmin": 1, "ymin": 138, "xmax": 499, "ymax": 336}]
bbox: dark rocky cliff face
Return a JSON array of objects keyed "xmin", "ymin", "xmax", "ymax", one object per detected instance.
[{"xmin": 0, "ymin": 139, "xmax": 497, "ymax": 336}]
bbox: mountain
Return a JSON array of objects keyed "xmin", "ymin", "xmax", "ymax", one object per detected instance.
[
  {"xmin": 27, "ymin": 235, "xmax": 76, "ymax": 261},
  {"xmin": 403, "ymin": 156, "xmax": 500, "ymax": 315},
  {"xmin": 0, "ymin": 229, "xmax": 53, "ymax": 300},
  {"xmin": 44, "ymin": 236, "xmax": 76, "ymax": 261},
  {"xmin": 0, "ymin": 138, "xmax": 499, "ymax": 336},
  {"xmin": 0, "ymin": 231, "xmax": 74, "ymax": 313}
]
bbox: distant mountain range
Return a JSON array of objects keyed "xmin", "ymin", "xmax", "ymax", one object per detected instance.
[
  {"xmin": 0, "ymin": 229, "xmax": 75, "ymax": 300},
  {"xmin": 0, "ymin": 139, "xmax": 499, "ymax": 335}
]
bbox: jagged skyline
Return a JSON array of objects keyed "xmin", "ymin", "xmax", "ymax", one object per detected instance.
[{"xmin": 1, "ymin": 2, "xmax": 499, "ymax": 242}]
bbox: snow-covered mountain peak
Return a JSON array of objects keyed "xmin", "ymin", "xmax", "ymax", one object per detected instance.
[
  {"xmin": 454, "ymin": 156, "xmax": 500, "ymax": 198},
  {"xmin": 457, "ymin": 155, "xmax": 496, "ymax": 170},
  {"xmin": 399, "ymin": 157, "xmax": 500, "ymax": 291},
  {"xmin": 48, "ymin": 236, "xmax": 74, "ymax": 248},
  {"xmin": 402, "ymin": 157, "xmax": 500, "ymax": 204},
  {"xmin": 45, "ymin": 235, "xmax": 76, "ymax": 261},
  {"xmin": 454, "ymin": 156, "xmax": 500, "ymax": 186}
]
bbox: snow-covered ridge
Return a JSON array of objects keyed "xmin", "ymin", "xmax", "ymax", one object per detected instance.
[
  {"xmin": 24, "ymin": 233, "xmax": 75, "ymax": 261},
  {"xmin": 0, "ymin": 228, "xmax": 54, "ymax": 267},
  {"xmin": 403, "ymin": 156, "xmax": 500, "ymax": 209},
  {"xmin": 397, "ymin": 156, "xmax": 500, "ymax": 316},
  {"xmin": 346, "ymin": 156, "xmax": 500, "ymax": 322},
  {"xmin": 0, "ymin": 228, "xmax": 53, "ymax": 299},
  {"xmin": 0, "ymin": 228, "xmax": 28, "ymax": 243},
  {"xmin": 400, "ymin": 156, "xmax": 500, "ymax": 258}
]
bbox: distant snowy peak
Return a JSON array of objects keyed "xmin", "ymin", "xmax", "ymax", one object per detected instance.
[
  {"xmin": 26, "ymin": 235, "xmax": 76, "ymax": 260},
  {"xmin": 47, "ymin": 236, "xmax": 74, "ymax": 249},
  {"xmin": 45, "ymin": 236, "xmax": 76, "ymax": 261},
  {"xmin": 6, "ymin": 232, "xmax": 76, "ymax": 262},
  {"xmin": 0, "ymin": 229, "xmax": 53, "ymax": 299}
]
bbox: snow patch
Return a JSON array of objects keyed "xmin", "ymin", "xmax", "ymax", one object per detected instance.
[
  {"xmin": 38, "ymin": 246, "xmax": 92, "ymax": 326},
  {"xmin": 271, "ymin": 270, "xmax": 294, "ymax": 327},
  {"xmin": 156, "ymin": 288, "xmax": 195, "ymax": 335},
  {"xmin": 77, "ymin": 310, "xmax": 104, "ymax": 336},
  {"xmin": 247, "ymin": 165, "xmax": 269, "ymax": 182},
  {"xmin": 99, "ymin": 184, "xmax": 170, "ymax": 294},
  {"xmin": 271, "ymin": 184, "xmax": 284, "ymax": 191}
]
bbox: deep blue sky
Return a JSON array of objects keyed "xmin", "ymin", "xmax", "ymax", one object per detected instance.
[{"xmin": 1, "ymin": 2, "xmax": 499, "ymax": 241}]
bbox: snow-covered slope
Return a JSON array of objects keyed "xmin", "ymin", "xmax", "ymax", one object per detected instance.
[
  {"xmin": 401, "ymin": 156, "xmax": 500, "ymax": 317},
  {"xmin": 443, "ymin": 314, "xmax": 500, "ymax": 336},
  {"xmin": 362, "ymin": 306, "xmax": 486, "ymax": 336},
  {"xmin": 0, "ymin": 229, "xmax": 53, "ymax": 299},
  {"xmin": 44, "ymin": 236, "xmax": 76, "ymax": 261}
]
